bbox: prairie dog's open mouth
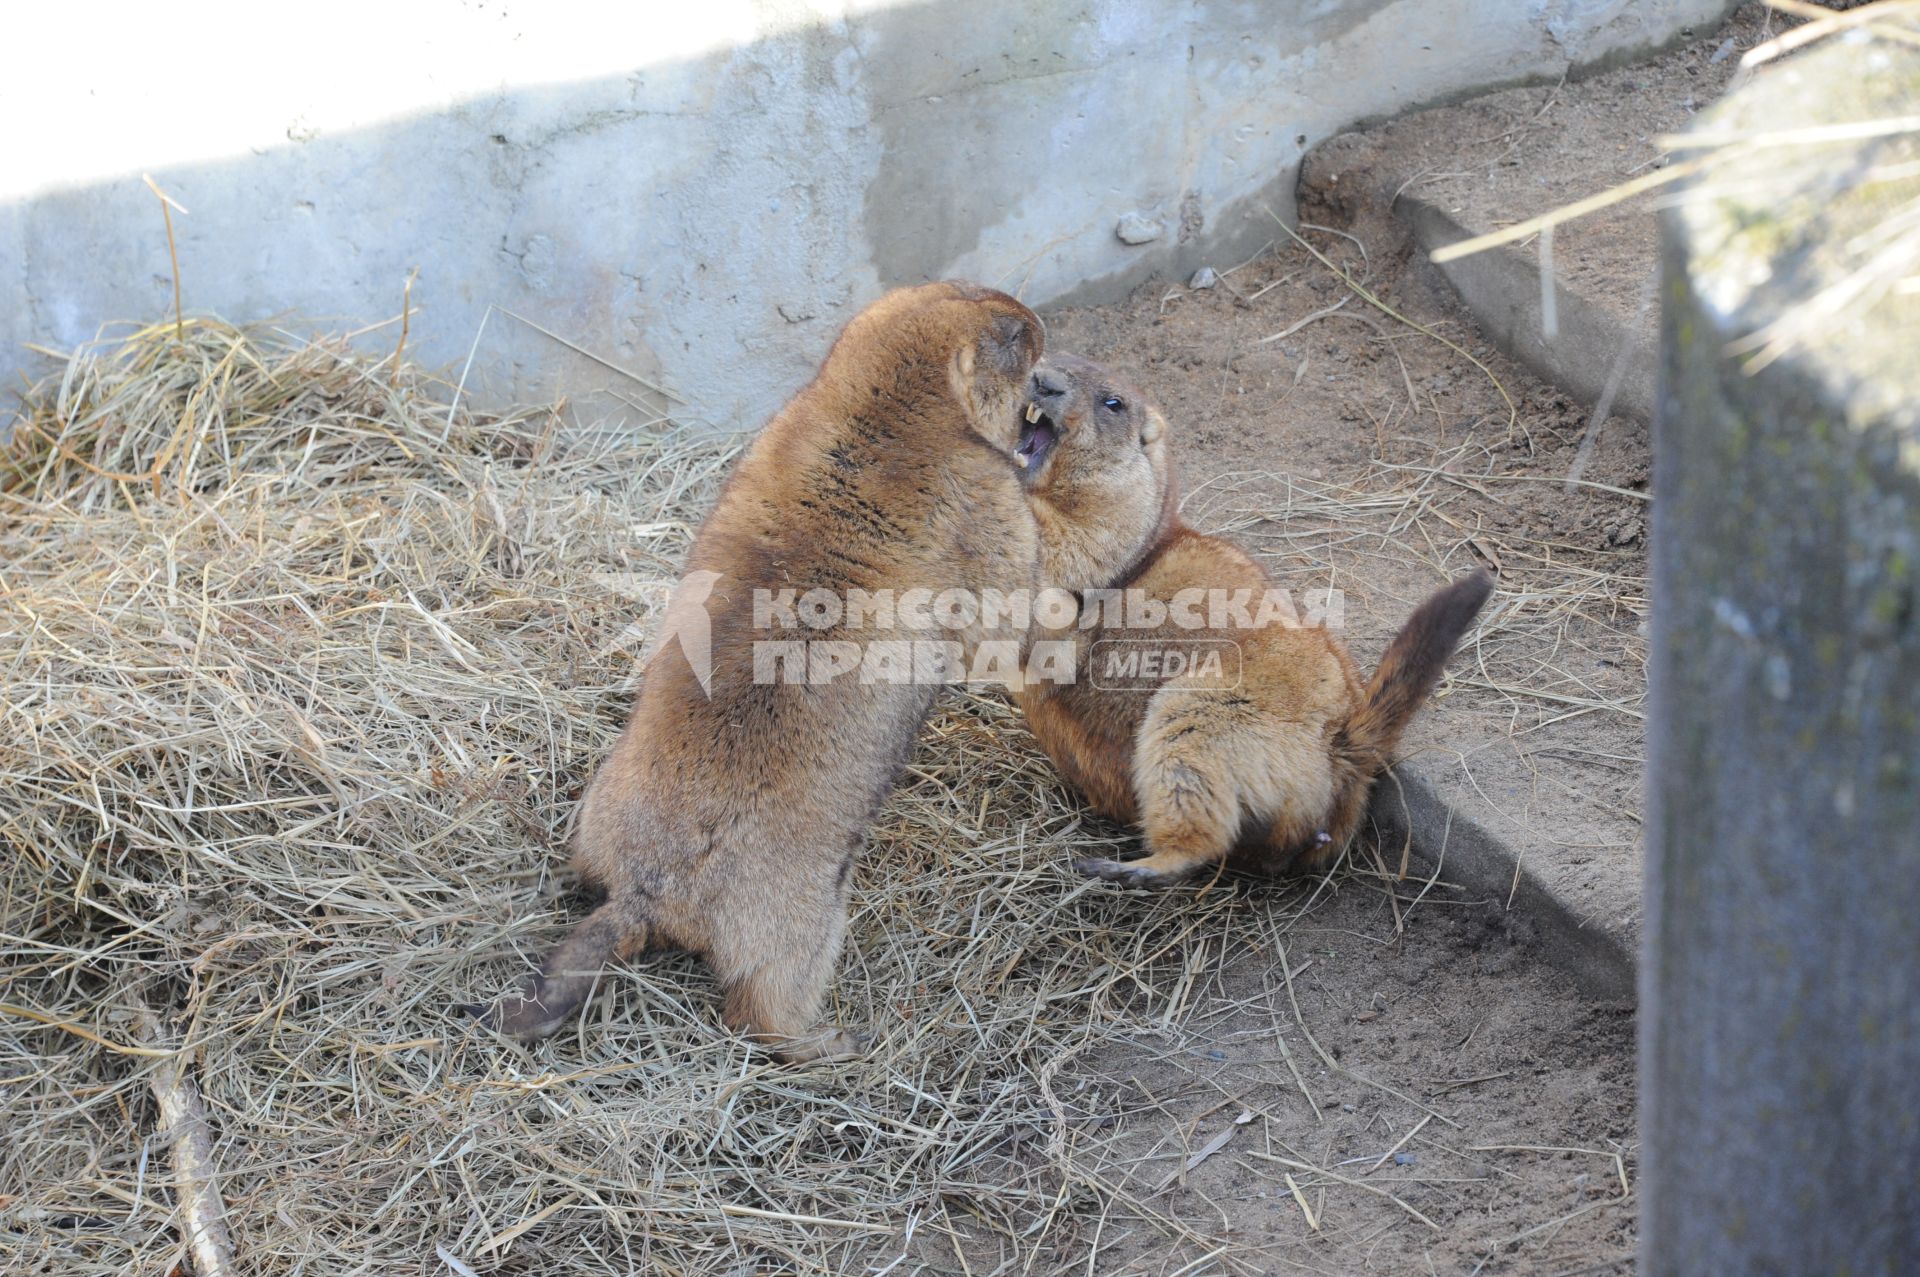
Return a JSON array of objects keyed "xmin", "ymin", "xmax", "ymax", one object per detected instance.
[{"xmin": 1014, "ymin": 401, "xmax": 1060, "ymax": 477}]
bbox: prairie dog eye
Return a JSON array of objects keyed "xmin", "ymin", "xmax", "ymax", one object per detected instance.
[{"xmin": 1102, "ymin": 396, "xmax": 1126, "ymax": 413}]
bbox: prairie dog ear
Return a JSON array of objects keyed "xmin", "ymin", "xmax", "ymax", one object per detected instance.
[
  {"xmin": 1140, "ymin": 407, "xmax": 1167, "ymax": 446},
  {"xmin": 954, "ymin": 343, "xmax": 977, "ymax": 379},
  {"xmin": 991, "ymin": 312, "xmax": 1028, "ymax": 348},
  {"xmin": 987, "ymin": 311, "xmax": 1041, "ymax": 378}
]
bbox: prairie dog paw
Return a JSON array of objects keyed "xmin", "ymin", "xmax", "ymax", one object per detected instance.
[
  {"xmin": 774, "ymin": 1027, "xmax": 870, "ymax": 1065},
  {"xmin": 1072, "ymin": 856, "xmax": 1175, "ymax": 888}
]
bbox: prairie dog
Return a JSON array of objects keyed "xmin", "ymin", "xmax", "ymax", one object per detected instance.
[
  {"xmin": 1014, "ymin": 355, "xmax": 1494, "ymax": 884},
  {"xmin": 1014, "ymin": 352, "xmax": 1178, "ymax": 595},
  {"xmin": 469, "ymin": 282, "xmax": 1062, "ymax": 1061}
]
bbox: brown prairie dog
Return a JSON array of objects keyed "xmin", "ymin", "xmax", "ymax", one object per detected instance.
[
  {"xmin": 1013, "ymin": 354, "xmax": 1494, "ymax": 885},
  {"xmin": 469, "ymin": 281, "xmax": 1083, "ymax": 1061}
]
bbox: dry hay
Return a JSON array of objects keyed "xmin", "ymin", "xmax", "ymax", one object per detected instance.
[{"xmin": 1, "ymin": 317, "xmax": 1361, "ymax": 1276}]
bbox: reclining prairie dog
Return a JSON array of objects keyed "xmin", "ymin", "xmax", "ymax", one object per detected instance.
[
  {"xmin": 469, "ymin": 281, "xmax": 1085, "ymax": 1061},
  {"xmin": 1014, "ymin": 354, "xmax": 1494, "ymax": 885}
]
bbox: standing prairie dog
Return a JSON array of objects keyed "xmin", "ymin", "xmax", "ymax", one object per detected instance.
[
  {"xmin": 1014, "ymin": 354, "xmax": 1494, "ymax": 884},
  {"xmin": 469, "ymin": 282, "xmax": 1077, "ymax": 1061}
]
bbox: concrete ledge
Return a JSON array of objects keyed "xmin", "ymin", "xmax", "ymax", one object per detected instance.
[
  {"xmin": 1290, "ymin": 35, "xmax": 1755, "ymax": 1001},
  {"xmin": 1372, "ymin": 764, "xmax": 1637, "ymax": 1003},
  {"xmin": 1399, "ymin": 197, "xmax": 1658, "ymax": 425}
]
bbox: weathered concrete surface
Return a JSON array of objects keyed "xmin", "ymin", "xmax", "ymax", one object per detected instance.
[
  {"xmin": 1372, "ymin": 766, "xmax": 1636, "ymax": 1002},
  {"xmin": 1302, "ymin": 127, "xmax": 1660, "ymax": 423},
  {"xmin": 1643, "ymin": 37, "xmax": 1920, "ymax": 1276},
  {"xmin": 1403, "ymin": 199, "xmax": 1658, "ymax": 424},
  {"xmin": 3, "ymin": 0, "xmax": 1732, "ymax": 433}
]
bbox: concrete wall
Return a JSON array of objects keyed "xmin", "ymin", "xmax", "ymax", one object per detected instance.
[{"xmin": 3, "ymin": 0, "xmax": 1731, "ymax": 432}]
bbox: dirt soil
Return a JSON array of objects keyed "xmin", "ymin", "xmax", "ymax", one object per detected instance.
[
  {"xmin": 1042, "ymin": 206, "xmax": 1655, "ymax": 1001},
  {"xmin": 976, "ymin": 875, "xmax": 1640, "ymax": 1276},
  {"xmin": 1008, "ymin": 7, "xmax": 1805, "ymax": 1272},
  {"xmin": 1032, "ymin": 191, "xmax": 1652, "ymax": 1277}
]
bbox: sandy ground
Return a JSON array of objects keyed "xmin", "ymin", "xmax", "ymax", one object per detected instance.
[
  {"xmin": 1004, "ymin": 9, "xmax": 1804, "ymax": 1271},
  {"xmin": 1028, "ymin": 226, "xmax": 1650, "ymax": 1277},
  {"xmin": 949, "ymin": 868, "xmax": 1639, "ymax": 1275}
]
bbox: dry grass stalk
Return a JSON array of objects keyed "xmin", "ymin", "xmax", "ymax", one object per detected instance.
[{"xmin": 139, "ymin": 176, "xmax": 188, "ymax": 345}]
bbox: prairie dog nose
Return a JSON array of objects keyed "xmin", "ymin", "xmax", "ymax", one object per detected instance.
[{"xmin": 1031, "ymin": 370, "xmax": 1069, "ymax": 401}]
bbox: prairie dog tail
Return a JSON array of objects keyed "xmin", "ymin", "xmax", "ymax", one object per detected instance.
[{"xmin": 1340, "ymin": 569, "xmax": 1495, "ymax": 776}]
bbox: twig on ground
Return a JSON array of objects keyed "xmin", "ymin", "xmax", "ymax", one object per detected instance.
[{"xmin": 126, "ymin": 990, "xmax": 237, "ymax": 1277}]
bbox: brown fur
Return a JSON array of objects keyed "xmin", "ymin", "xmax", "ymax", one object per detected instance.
[
  {"xmin": 1013, "ymin": 355, "xmax": 1495, "ymax": 886},
  {"xmin": 467, "ymin": 282, "xmax": 1066, "ymax": 1060}
]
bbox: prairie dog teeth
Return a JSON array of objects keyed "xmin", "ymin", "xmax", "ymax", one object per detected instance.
[
  {"xmin": 1013, "ymin": 451, "xmax": 1029, "ymax": 468},
  {"xmin": 1025, "ymin": 402, "xmax": 1042, "ymax": 424}
]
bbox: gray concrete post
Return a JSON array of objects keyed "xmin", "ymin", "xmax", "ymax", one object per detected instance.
[{"xmin": 1644, "ymin": 36, "xmax": 1920, "ymax": 1275}]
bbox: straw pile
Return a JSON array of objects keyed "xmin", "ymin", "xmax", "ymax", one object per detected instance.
[{"xmin": 1, "ymin": 318, "xmax": 1318, "ymax": 1275}]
